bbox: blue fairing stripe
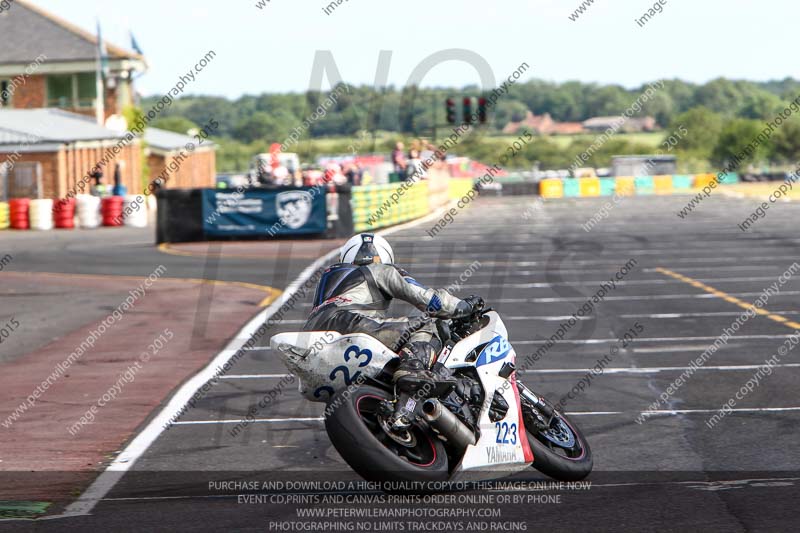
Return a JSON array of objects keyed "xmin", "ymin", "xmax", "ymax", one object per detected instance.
[
  {"xmin": 427, "ymin": 294, "xmax": 442, "ymax": 313},
  {"xmin": 404, "ymin": 276, "xmax": 424, "ymax": 288}
]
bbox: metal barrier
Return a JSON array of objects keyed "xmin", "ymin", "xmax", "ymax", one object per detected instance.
[
  {"xmin": 351, "ymin": 181, "xmax": 430, "ymax": 232},
  {"xmin": 538, "ymin": 173, "xmax": 743, "ymax": 198}
]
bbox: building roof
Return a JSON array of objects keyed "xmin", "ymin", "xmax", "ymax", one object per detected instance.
[
  {"xmin": 0, "ymin": 111, "xmax": 216, "ymax": 157},
  {"xmin": 0, "ymin": 109, "xmax": 125, "ymax": 145},
  {"xmin": 550, "ymin": 122, "xmax": 586, "ymax": 135},
  {"xmin": 582, "ymin": 116, "xmax": 657, "ymax": 131},
  {"xmin": 582, "ymin": 116, "xmax": 625, "ymax": 128},
  {"xmin": 0, "ymin": 0, "xmax": 144, "ymax": 65},
  {"xmin": 145, "ymin": 128, "xmax": 216, "ymax": 153},
  {"xmin": 503, "ymin": 111, "xmax": 586, "ymax": 135}
]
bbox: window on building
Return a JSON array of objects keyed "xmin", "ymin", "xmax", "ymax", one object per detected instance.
[
  {"xmin": 76, "ymin": 73, "xmax": 98, "ymax": 107},
  {"xmin": 46, "ymin": 73, "xmax": 98, "ymax": 108},
  {"xmin": 0, "ymin": 80, "xmax": 12, "ymax": 107},
  {"xmin": 47, "ymin": 74, "xmax": 72, "ymax": 107}
]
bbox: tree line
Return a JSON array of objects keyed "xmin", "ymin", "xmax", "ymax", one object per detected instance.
[{"xmin": 143, "ymin": 77, "xmax": 800, "ymax": 172}]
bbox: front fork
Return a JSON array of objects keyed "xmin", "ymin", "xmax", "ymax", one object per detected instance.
[{"xmin": 518, "ymin": 382, "xmax": 556, "ymax": 426}]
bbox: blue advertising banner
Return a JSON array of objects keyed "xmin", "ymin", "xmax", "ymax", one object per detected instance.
[{"xmin": 202, "ymin": 188, "xmax": 327, "ymax": 237}]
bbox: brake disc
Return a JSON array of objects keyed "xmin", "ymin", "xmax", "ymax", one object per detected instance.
[{"xmin": 378, "ymin": 416, "xmax": 418, "ymax": 447}]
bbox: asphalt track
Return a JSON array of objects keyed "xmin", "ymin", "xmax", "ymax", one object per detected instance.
[{"xmin": 4, "ymin": 192, "xmax": 800, "ymax": 531}]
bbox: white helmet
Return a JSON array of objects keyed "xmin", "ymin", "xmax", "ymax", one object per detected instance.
[{"xmin": 340, "ymin": 233, "xmax": 394, "ymax": 265}]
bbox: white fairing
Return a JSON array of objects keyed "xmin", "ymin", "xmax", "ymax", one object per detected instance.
[
  {"xmin": 270, "ymin": 311, "xmax": 533, "ymax": 476},
  {"xmin": 270, "ymin": 331, "xmax": 399, "ymax": 402},
  {"xmin": 439, "ymin": 312, "xmax": 534, "ymax": 475}
]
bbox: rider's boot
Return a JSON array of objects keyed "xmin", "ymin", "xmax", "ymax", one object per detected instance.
[{"xmin": 393, "ymin": 342, "xmax": 456, "ymax": 394}]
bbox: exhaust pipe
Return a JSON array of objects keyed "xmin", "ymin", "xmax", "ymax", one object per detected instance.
[{"xmin": 422, "ymin": 399, "xmax": 476, "ymax": 450}]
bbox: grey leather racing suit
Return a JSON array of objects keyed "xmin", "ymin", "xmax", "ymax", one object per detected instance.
[{"xmin": 304, "ymin": 263, "xmax": 472, "ymax": 366}]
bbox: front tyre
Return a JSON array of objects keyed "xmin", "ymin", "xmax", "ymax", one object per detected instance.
[
  {"xmin": 522, "ymin": 396, "xmax": 593, "ymax": 481},
  {"xmin": 325, "ymin": 385, "xmax": 449, "ymax": 483}
]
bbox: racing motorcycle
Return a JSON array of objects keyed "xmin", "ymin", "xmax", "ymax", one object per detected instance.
[{"xmin": 270, "ymin": 301, "xmax": 592, "ymax": 483}]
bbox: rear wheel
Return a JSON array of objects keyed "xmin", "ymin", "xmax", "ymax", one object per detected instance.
[
  {"xmin": 521, "ymin": 391, "xmax": 593, "ymax": 481},
  {"xmin": 325, "ymin": 385, "xmax": 449, "ymax": 482}
]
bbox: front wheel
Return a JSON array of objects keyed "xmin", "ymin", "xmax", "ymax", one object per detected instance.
[
  {"xmin": 520, "ymin": 389, "xmax": 593, "ymax": 481},
  {"xmin": 325, "ymin": 385, "xmax": 450, "ymax": 483}
]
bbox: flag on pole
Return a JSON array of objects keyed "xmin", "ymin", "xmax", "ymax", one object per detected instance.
[
  {"xmin": 96, "ymin": 20, "xmax": 110, "ymax": 79},
  {"xmin": 130, "ymin": 31, "xmax": 144, "ymax": 56},
  {"xmin": 94, "ymin": 19, "xmax": 107, "ymax": 124}
]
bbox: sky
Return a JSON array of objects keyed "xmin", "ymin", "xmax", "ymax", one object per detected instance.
[{"xmin": 31, "ymin": 0, "xmax": 800, "ymax": 99}]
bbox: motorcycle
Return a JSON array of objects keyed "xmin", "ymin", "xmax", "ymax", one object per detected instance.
[{"xmin": 270, "ymin": 301, "xmax": 593, "ymax": 483}]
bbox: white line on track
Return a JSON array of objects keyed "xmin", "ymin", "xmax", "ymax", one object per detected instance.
[
  {"xmin": 59, "ymin": 207, "xmax": 450, "ymax": 519},
  {"xmin": 234, "ymin": 312, "xmax": 756, "ymax": 326},
  {"xmin": 643, "ymin": 265, "xmax": 800, "ymax": 273},
  {"xmin": 401, "ymin": 256, "xmax": 800, "ymax": 266},
  {"xmin": 173, "ymin": 417, "xmax": 323, "ymax": 425},
  {"xmin": 241, "ymin": 330, "xmax": 798, "ymax": 352},
  {"xmin": 521, "ymin": 364, "xmax": 800, "ymax": 374},
  {"xmin": 407, "ymin": 265, "xmax": 797, "ymax": 276},
  {"xmin": 58, "ymin": 249, "xmax": 335, "ymax": 517},
  {"xmin": 461, "ymin": 276, "xmax": 796, "ymax": 289},
  {"xmin": 516, "ymin": 334, "xmax": 797, "ymax": 345},
  {"xmin": 164, "ymin": 406, "xmax": 800, "ymax": 426},
  {"xmin": 217, "ymin": 363, "xmax": 800, "ymax": 381},
  {"xmin": 620, "ymin": 311, "xmax": 800, "ymax": 319},
  {"xmin": 220, "ymin": 374, "xmax": 288, "ymax": 379},
  {"xmin": 492, "ymin": 292, "xmax": 800, "ymax": 303},
  {"xmin": 274, "ymin": 315, "xmax": 595, "ymax": 324},
  {"xmin": 505, "ymin": 315, "xmax": 594, "ymax": 321},
  {"xmin": 393, "ymin": 245, "xmax": 798, "ymax": 257}
]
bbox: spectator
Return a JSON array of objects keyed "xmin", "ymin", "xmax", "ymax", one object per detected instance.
[
  {"xmin": 151, "ymin": 177, "xmax": 164, "ymax": 194},
  {"xmin": 421, "ymin": 142, "xmax": 435, "ymax": 164},
  {"xmin": 272, "ymin": 165, "xmax": 290, "ymax": 186},
  {"xmin": 406, "ymin": 149, "xmax": 423, "ymax": 181},
  {"xmin": 112, "ymin": 161, "xmax": 126, "ymax": 196},
  {"xmin": 90, "ymin": 168, "xmax": 107, "ymax": 197},
  {"xmin": 344, "ymin": 162, "xmax": 363, "ymax": 185},
  {"xmin": 255, "ymin": 157, "xmax": 273, "ymax": 187},
  {"xmin": 392, "ymin": 141, "xmax": 406, "ymax": 176}
]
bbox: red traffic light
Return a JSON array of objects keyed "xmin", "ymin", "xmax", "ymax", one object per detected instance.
[
  {"xmin": 463, "ymin": 97, "xmax": 473, "ymax": 125},
  {"xmin": 445, "ymin": 98, "xmax": 456, "ymax": 124},
  {"xmin": 478, "ymin": 97, "xmax": 488, "ymax": 124}
]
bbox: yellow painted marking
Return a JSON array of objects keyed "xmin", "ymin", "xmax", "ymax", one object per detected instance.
[
  {"xmin": 655, "ymin": 267, "xmax": 796, "ymax": 331},
  {"xmin": 157, "ymin": 242, "xmax": 200, "ymax": 258},
  {"xmin": 158, "ymin": 242, "xmax": 279, "ymax": 260},
  {"xmin": 158, "ymin": 242, "xmax": 341, "ymax": 260},
  {"xmin": 6, "ymin": 271, "xmax": 282, "ymax": 307}
]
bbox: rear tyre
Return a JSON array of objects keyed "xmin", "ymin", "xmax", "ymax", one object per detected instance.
[
  {"xmin": 522, "ymin": 400, "xmax": 593, "ymax": 481},
  {"xmin": 325, "ymin": 385, "xmax": 449, "ymax": 483}
]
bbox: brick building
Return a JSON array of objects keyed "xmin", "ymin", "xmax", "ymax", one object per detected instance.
[
  {"xmin": 144, "ymin": 129, "xmax": 216, "ymax": 190},
  {"xmin": 582, "ymin": 116, "xmax": 657, "ymax": 133},
  {"xmin": 503, "ymin": 111, "xmax": 585, "ymax": 135},
  {"xmin": 0, "ymin": 1, "xmax": 217, "ymax": 199},
  {"xmin": 0, "ymin": 0, "xmax": 147, "ymax": 121},
  {"xmin": 0, "ymin": 109, "xmax": 142, "ymax": 200}
]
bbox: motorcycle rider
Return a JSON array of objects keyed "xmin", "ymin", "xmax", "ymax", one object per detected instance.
[{"xmin": 304, "ymin": 233, "xmax": 481, "ymax": 391}]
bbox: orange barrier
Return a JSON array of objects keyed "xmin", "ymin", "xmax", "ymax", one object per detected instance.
[
  {"xmin": 693, "ymin": 173, "xmax": 717, "ymax": 188},
  {"xmin": 654, "ymin": 175, "xmax": 674, "ymax": 194},
  {"xmin": 615, "ymin": 176, "xmax": 636, "ymax": 196},
  {"xmin": 579, "ymin": 177, "xmax": 601, "ymax": 197},
  {"xmin": 540, "ymin": 178, "xmax": 564, "ymax": 198}
]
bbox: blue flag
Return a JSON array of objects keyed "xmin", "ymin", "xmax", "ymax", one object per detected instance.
[{"xmin": 130, "ymin": 31, "xmax": 144, "ymax": 56}]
